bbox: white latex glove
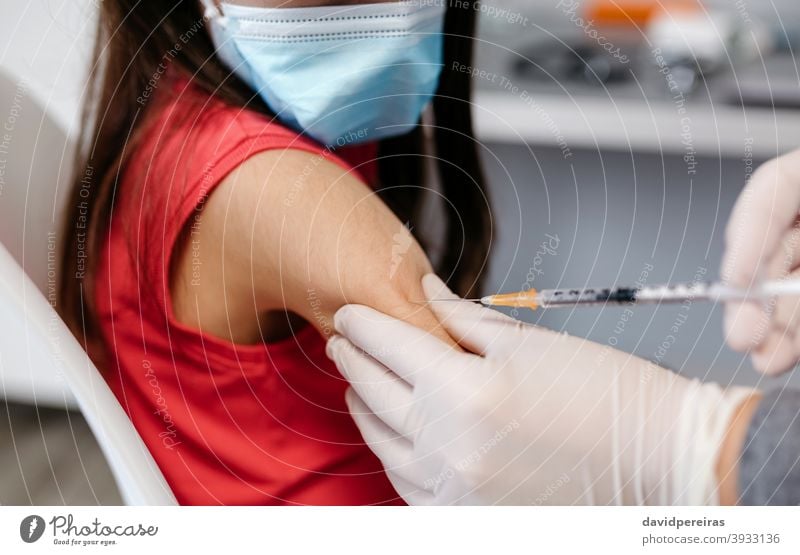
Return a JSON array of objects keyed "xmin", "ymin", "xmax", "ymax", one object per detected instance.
[
  {"xmin": 722, "ymin": 149, "xmax": 800, "ymax": 375},
  {"xmin": 326, "ymin": 274, "xmax": 756, "ymax": 505}
]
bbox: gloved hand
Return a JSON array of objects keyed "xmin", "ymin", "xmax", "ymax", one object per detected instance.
[
  {"xmin": 722, "ymin": 149, "xmax": 800, "ymax": 375},
  {"xmin": 326, "ymin": 274, "xmax": 756, "ymax": 505}
]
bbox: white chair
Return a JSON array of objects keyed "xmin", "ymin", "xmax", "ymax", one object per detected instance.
[
  {"xmin": 0, "ymin": 66, "xmax": 176, "ymax": 505},
  {"xmin": 0, "ymin": 242, "xmax": 177, "ymax": 505},
  {"xmin": 0, "ymin": 66, "xmax": 76, "ymax": 406}
]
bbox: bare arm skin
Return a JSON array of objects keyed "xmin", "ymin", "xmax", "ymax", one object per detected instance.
[
  {"xmin": 171, "ymin": 148, "xmax": 455, "ymax": 348},
  {"xmin": 716, "ymin": 393, "xmax": 763, "ymax": 505}
]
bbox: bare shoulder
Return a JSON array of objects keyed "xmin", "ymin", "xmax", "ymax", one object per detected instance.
[{"xmin": 172, "ymin": 146, "xmax": 452, "ymax": 346}]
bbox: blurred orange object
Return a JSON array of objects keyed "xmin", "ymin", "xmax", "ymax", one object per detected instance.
[{"xmin": 585, "ymin": 0, "xmax": 702, "ymax": 27}]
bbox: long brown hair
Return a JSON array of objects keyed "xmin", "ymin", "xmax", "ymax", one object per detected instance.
[{"xmin": 58, "ymin": 0, "xmax": 492, "ymax": 345}]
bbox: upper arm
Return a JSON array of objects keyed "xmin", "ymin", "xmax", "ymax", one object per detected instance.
[{"xmin": 184, "ymin": 148, "xmax": 455, "ymax": 346}]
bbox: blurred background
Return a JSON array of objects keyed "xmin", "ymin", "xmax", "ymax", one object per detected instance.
[
  {"xmin": 0, "ymin": 0, "xmax": 799, "ymax": 504},
  {"xmin": 474, "ymin": 0, "xmax": 800, "ymax": 390}
]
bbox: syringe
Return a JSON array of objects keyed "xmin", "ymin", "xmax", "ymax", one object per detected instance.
[{"xmin": 433, "ymin": 280, "xmax": 800, "ymax": 311}]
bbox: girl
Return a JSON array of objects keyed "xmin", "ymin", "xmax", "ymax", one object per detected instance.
[{"xmin": 58, "ymin": 0, "xmax": 491, "ymax": 505}]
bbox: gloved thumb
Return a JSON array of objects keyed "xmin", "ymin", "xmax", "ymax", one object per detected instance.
[{"xmin": 421, "ymin": 274, "xmax": 519, "ymax": 356}]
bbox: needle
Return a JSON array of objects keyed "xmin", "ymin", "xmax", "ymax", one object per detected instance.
[{"xmin": 425, "ymin": 298, "xmax": 483, "ymax": 302}]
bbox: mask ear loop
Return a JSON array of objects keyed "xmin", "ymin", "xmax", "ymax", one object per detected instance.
[{"xmin": 199, "ymin": 0, "xmax": 229, "ymax": 28}]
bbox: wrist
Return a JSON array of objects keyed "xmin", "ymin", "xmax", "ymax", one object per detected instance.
[{"xmin": 716, "ymin": 392, "xmax": 763, "ymax": 505}]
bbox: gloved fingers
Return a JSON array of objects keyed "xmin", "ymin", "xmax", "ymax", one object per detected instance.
[
  {"xmin": 421, "ymin": 273, "xmax": 525, "ymax": 356},
  {"xmin": 724, "ymin": 300, "xmax": 771, "ymax": 351},
  {"xmin": 727, "ymin": 261, "xmax": 800, "ymax": 355},
  {"xmin": 742, "ymin": 263, "xmax": 800, "ymax": 373},
  {"xmin": 750, "ymin": 329, "xmax": 799, "ymax": 375},
  {"xmin": 345, "ymin": 389, "xmax": 441, "ymax": 494},
  {"xmin": 345, "ymin": 388, "xmax": 427, "ymax": 482},
  {"xmin": 722, "ymin": 150, "xmax": 800, "ymax": 289},
  {"xmin": 768, "ymin": 270, "xmax": 800, "ymax": 334},
  {"xmin": 328, "ymin": 339, "xmax": 415, "ymax": 435},
  {"xmin": 763, "ymin": 228, "xmax": 800, "ymax": 279},
  {"xmin": 333, "ymin": 304, "xmax": 457, "ymax": 386},
  {"xmin": 745, "ymin": 269, "xmax": 800, "ymax": 374},
  {"xmin": 384, "ymin": 471, "xmax": 437, "ymax": 506}
]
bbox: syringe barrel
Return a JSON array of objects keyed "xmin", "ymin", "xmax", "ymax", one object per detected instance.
[
  {"xmin": 538, "ymin": 282, "xmax": 721, "ymax": 307},
  {"xmin": 536, "ymin": 287, "xmax": 639, "ymax": 307}
]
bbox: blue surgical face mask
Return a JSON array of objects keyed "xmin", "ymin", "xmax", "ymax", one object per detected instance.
[{"xmin": 200, "ymin": 0, "xmax": 446, "ymax": 147}]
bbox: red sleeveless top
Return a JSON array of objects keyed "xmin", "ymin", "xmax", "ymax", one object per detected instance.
[{"xmin": 94, "ymin": 75, "xmax": 402, "ymax": 505}]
